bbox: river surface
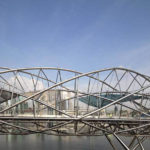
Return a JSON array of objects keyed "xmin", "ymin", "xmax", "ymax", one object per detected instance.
[{"xmin": 0, "ymin": 134, "xmax": 149, "ymax": 150}]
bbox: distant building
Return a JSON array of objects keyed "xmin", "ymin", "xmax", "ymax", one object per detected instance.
[{"xmin": 21, "ymin": 89, "xmax": 74, "ymax": 115}]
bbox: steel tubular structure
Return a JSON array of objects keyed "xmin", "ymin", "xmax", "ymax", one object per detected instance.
[{"xmin": 0, "ymin": 67, "xmax": 150, "ymax": 149}]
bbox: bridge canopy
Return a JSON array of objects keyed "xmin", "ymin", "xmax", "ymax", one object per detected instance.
[{"xmin": 79, "ymin": 93, "xmax": 146, "ymax": 107}]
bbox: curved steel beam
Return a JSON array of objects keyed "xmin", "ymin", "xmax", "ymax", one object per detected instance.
[
  {"xmin": 0, "ymin": 67, "xmax": 118, "ymax": 91},
  {"xmin": 0, "ymin": 67, "xmax": 149, "ymax": 82}
]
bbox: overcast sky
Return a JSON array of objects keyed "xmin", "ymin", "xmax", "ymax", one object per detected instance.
[{"xmin": 0, "ymin": 0, "xmax": 150, "ymax": 74}]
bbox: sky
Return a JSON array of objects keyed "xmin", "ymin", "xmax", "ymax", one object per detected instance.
[{"xmin": 0, "ymin": 0, "xmax": 150, "ymax": 75}]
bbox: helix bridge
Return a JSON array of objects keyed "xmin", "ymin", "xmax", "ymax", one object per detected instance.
[{"xmin": 0, "ymin": 67, "xmax": 150, "ymax": 150}]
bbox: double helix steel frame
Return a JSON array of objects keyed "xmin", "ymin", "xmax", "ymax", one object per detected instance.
[{"xmin": 0, "ymin": 67, "xmax": 150, "ymax": 149}]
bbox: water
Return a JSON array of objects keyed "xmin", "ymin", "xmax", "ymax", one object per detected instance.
[{"xmin": 0, "ymin": 134, "xmax": 149, "ymax": 150}]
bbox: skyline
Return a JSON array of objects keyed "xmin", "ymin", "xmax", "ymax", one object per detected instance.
[{"xmin": 0, "ymin": 0, "xmax": 150, "ymax": 75}]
